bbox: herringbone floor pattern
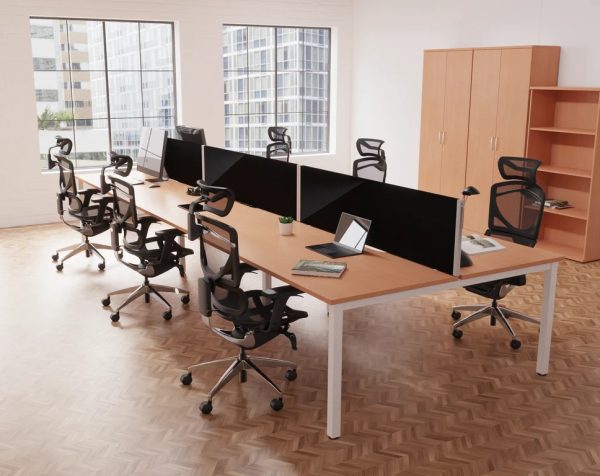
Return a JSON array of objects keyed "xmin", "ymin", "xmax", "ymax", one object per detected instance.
[{"xmin": 1, "ymin": 224, "xmax": 599, "ymax": 476}]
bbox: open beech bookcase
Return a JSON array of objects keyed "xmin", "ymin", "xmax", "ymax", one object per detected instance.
[{"xmin": 527, "ymin": 87, "xmax": 600, "ymax": 262}]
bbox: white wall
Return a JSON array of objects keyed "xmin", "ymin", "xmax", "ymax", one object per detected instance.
[
  {"xmin": 0, "ymin": 0, "xmax": 353, "ymax": 227},
  {"xmin": 351, "ymin": 0, "xmax": 600, "ymax": 189}
]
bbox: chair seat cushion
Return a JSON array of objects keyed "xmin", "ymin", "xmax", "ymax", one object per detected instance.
[
  {"xmin": 465, "ymin": 274, "xmax": 526, "ymax": 299},
  {"xmin": 69, "ymin": 205, "xmax": 110, "ymax": 222}
]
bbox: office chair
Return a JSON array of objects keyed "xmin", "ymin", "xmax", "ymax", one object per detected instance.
[
  {"xmin": 451, "ymin": 157, "xmax": 545, "ymax": 349},
  {"xmin": 180, "ymin": 181, "xmax": 307, "ymax": 414},
  {"xmin": 101, "ymin": 175, "xmax": 193, "ymax": 322},
  {"xmin": 352, "ymin": 138, "xmax": 387, "ymax": 182},
  {"xmin": 266, "ymin": 126, "xmax": 292, "ymax": 162},
  {"xmin": 50, "ymin": 138, "xmax": 113, "ymax": 271}
]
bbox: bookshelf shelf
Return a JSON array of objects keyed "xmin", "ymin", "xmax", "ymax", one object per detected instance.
[{"xmin": 527, "ymin": 87, "xmax": 600, "ymax": 262}]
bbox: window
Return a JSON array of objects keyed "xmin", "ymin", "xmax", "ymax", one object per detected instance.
[
  {"xmin": 31, "ymin": 25, "xmax": 54, "ymax": 39},
  {"xmin": 30, "ymin": 17, "xmax": 176, "ymax": 169},
  {"xmin": 35, "ymin": 89, "xmax": 59, "ymax": 102},
  {"xmin": 223, "ymin": 25, "xmax": 330, "ymax": 156}
]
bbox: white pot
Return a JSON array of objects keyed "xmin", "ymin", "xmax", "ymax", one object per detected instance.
[{"xmin": 279, "ymin": 222, "xmax": 293, "ymax": 236}]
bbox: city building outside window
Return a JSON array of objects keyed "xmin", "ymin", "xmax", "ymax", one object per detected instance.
[
  {"xmin": 30, "ymin": 18, "xmax": 176, "ymax": 169},
  {"xmin": 223, "ymin": 25, "xmax": 330, "ymax": 156}
]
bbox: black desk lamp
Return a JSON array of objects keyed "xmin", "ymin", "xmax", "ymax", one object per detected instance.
[{"xmin": 460, "ymin": 185, "xmax": 480, "ymax": 267}]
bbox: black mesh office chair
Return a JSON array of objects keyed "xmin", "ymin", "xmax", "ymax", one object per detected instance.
[
  {"xmin": 266, "ymin": 126, "xmax": 292, "ymax": 162},
  {"xmin": 452, "ymin": 157, "xmax": 545, "ymax": 349},
  {"xmin": 101, "ymin": 175, "xmax": 193, "ymax": 322},
  {"xmin": 180, "ymin": 181, "xmax": 307, "ymax": 414},
  {"xmin": 50, "ymin": 138, "xmax": 113, "ymax": 271},
  {"xmin": 352, "ymin": 138, "xmax": 387, "ymax": 182}
]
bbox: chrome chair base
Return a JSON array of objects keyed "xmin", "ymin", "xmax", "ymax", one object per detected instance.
[
  {"xmin": 102, "ymin": 276, "xmax": 189, "ymax": 321},
  {"xmin": 181, "ymin": 348, "xmax": 297, "ymax": 405},
  {"xmin": 52, "ymin": 237, "xmax": 112, "ymax": 270},
  {"xmin": 452, "ymin": 302, "xmax": 539, "ymax": 348}
]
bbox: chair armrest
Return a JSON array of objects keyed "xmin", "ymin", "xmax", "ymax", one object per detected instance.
[
  {"xmin": 155, "ymin": 228, "xmax": 184, "ymax": 240},
  {"xmin": 78, "ymin": 188, "xmax": 101, "ymax": 207},
  {"xmin": 91, "ymin": 195, "xmax": 112, "ymax": 206},
  {"xmin": 261, "ymin": 285, "xmax": 303, "ymax": 300},
  {"xmin": 239, "ymin": 262, "xmax": 257, "ymax": 277},
  {"xmin": 261, "ymin": 285, "xmax": 304, "ymax": 331},
  {"xmin": 90, "ymin": 195, "xmax": 113, "ymax": 224}
]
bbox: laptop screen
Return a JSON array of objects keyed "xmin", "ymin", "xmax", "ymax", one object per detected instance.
[{"xmin": 334, "ymin": 212, "xmax": 371, "ymax": 252}]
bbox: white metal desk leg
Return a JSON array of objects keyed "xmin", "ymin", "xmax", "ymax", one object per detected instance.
[
  {"xmin": 536, "ymin": 262, "xmax": 558, "ymax": 376},
  {"xmin": 178, "ymin": 235, "xmax": 187, "ymax": 274},
  {"xmin": 262, "ymin": 272, "xmax": 272, "ymax": 289},
  {"xmin": 327, "ymin": 304, "xmax": 343, "ymax": 439}
]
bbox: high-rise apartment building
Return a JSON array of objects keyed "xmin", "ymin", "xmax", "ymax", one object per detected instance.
[
  {"xmin": 31, "ymin": 18, "xmax": 176, "ymax": 169},
  {"xmin": 223, "ymin": 25, "xmax": 330, "ymax": 157}
]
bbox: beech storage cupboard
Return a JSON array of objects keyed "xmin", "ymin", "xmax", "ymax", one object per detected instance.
[
  {"xmin": 418, "ymin": 46, "xmax": 561, "ymax": 231},
  {"xmin": 418, "ymin": 49, "xmax": 473, "ymax": 198}
]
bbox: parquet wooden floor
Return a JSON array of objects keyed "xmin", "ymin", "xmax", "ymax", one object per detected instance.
[{"xmin": 1, "ymin": 224, "xmax": 600, "ymax": 476}]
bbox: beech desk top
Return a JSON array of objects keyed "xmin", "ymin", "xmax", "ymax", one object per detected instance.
[{"xmin": 79, "ymin": 173, "xmax": 561, "ymax": 305}]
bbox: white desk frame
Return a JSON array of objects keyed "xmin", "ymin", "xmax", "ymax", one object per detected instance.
[{"xmin": 266, "ymin": 260, "xmax": 558, "ymax": 439}]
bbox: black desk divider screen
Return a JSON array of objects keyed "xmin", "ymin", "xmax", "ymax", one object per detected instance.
[
  {"xmin": 203, "ymin": 146, "xmax": 297, "ymax": 219},
  {"xmin": 300, "ymin": 166, "xmax": 459, "ymax": 275},
  {"xmin": 163, "ymin": 138, "xmax": 203, "ymax": 186}
]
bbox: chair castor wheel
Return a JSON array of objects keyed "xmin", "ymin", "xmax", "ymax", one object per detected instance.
[
  {"xmin": 51, "ymin": 253, "xmax": 59, "ymax": 262},
  {"xmin": 110, "ymin": 312, "xmax": 120, "ymax": 322},
  {"xmin": 510, "ymin": 339, "xmax": 521, "ymax": 350},
  {"xmin": 85, "ymin": 250, "xmax": 91, "ymax": 258},
  {"xmin": 56, "ymin": 264, "xmax": 64, "ymax": 271},
  {"xmin": 270, "ymin": 398, "xmax": 284, "ymax": 411},
  {"xmin": 452, "ymin": 329, "xmax": 463, "ymax": 339},
  {"xmin": 144, "ymin": 293, "xmax": 150, "ymax": 304},
  {"xmin": 101, "ymin": 297, "xmax": 110, "ymax": 306},
  {"xmin": 181, "ymin": 295, "xmax": 190, "ymax": 304},
  {"xmin": 285, "ymin": 369, "xmax": 297, "ymax": 381},
  {"xmin": 179, "ymin": 267, "xmax": 186, "ymax": 278},
  {"xmin": 162, "ymin": 310, "xmax": 172, "ymax": 321},
  {"xmin": 200, "ymin": 401, "xmax": 213, "ymax": 415},
  {"xmin": 98, "ymin": 262, "xmax": 105, "ymax": 271},
  {"xmin": 240, "ymin": 369, "xmax": 247, "ymax": 383},
  {"xmin": 451, "ymin": 310, "xmax": 461, "ymax": 320},
  {"xmin": 180, "ymin": 373, "xmax": 192, "ymax": 385}
]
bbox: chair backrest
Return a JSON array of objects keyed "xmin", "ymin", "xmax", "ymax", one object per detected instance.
[
  {"xmin": 487, "ymin": 159, "xmax": 545, "ymax": 247},
  {"xmin": 352, "ymin": 157, "xmax": 387, "ymax": 182},
  {"xmin": 109, "ymin": 176, "xmax": 138, "ymax": 231},
  {"xmin": 267, "ymin": 126, "xmax": 292, "ymax": 159},
  {"xmin": 266, "ymin": 142, "xmax": 290, "ymax": 162},
  {"xmin": 356, "ymin": 138, "xmax": 386, "ymax": 161},
  {"xmin": 55, "ymin": 153, "xmax": 85, "ymax": 213},
  {"xmin": 55, "ymin": 153, "xmax": 77, "ymax": 198},
  {"xmin": 198, "ymin": 214, "xmax": 248, "ymax": 318}
]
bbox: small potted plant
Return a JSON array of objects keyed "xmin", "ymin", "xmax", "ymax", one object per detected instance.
[{"xmin": 278, "ymin": 216, "xmax": 294, "ymax": 235}]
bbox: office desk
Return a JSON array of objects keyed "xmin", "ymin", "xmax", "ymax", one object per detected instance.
[{"xmin": 79, "ymin": 173, "xmax": 561, "ymax": 439}]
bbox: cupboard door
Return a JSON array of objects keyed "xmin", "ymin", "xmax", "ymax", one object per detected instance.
[
  {"xmin": 464, "ymin": 49, "xmax": 501, "ymax": 232},
  {"xmin": 419, "ymin": 51, "xmax": 446, "ymax": 194},
  {"xmin": 439, "ymin": 50, "xmax": 473, "ymax": 198},
  {"xmin": 493, "ymin": 48, "xmax": 533, "ymax": 183}
]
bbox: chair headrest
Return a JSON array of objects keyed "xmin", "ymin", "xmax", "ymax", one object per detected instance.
[{"xmin": 497, "ymin": 156, "xmax": 541, "ymax": 184}]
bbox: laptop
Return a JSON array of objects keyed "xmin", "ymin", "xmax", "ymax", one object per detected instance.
[{"xmin": 307, "ymin": 212, "xmax": 372, "ymax": 258}]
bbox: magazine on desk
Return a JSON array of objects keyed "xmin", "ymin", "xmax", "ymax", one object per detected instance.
[
  {"xmin": 461, "ymin": 234, "xmax": 505, "ymax": 255},
  {"xmin": 291, "ymin": 259, "xmax": 347, "ymax": 278}
]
